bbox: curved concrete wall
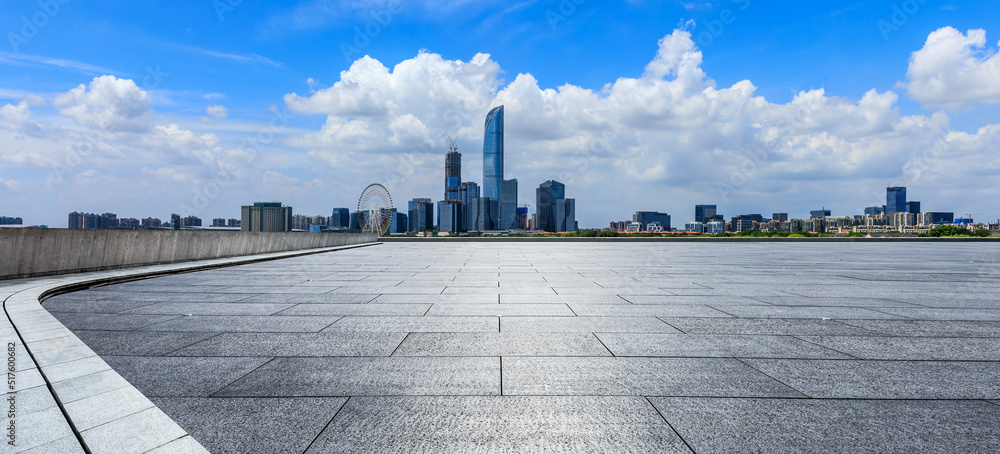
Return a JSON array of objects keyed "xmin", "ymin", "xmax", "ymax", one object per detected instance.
[{"xmin": 0, "ymin": 229, "xmax": 377, "ymax": 279}]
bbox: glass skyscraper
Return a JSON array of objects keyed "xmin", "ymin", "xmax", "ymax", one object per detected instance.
[
  {"xmin": 536, "ymin": 180, "xmax": 566, "ymax": 233},
  {"xmin": 483, "ymin": 106, "xmax": 504, "ymax": 201},
  {"xmin": 886, "ymin": 187, "xmax": 906, "ymax": 214},
  {"xmin": 445, "ymin": 141, "xmax": 461, "ymax": 201},
  {"xmin": 695, "ymin": 205, "xmax": 716, "ymax": 224}
]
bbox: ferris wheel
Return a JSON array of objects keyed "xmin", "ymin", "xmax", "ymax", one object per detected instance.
[{"xmin": 357, "ymin": 183, "xmax": 394, "ymax": 236}]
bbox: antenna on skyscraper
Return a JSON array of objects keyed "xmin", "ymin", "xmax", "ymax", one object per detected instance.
[{"xmin": 447, "ymin": 135, "xmax": 459, "ymax": 152}]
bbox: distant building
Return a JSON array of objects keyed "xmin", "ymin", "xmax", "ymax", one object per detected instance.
[
  {"xmin": 459, "ymin": 182, "xmax": 480, "ymax": 232},
  {"xmin": 772, "ymin": 213, "xmax": 789, "ymax": 222},
  {"xmin": 0, "ymin": 216, "xmax": 22, "ymax": 225},
  {"xmin": 445, "ymin": 140, "xmax": 462, "ymax": 201},
  {"xmin": 182, "ymin": 215, "xmax": 202, "ymax": 228},
  {"xmin": 469, "ymin": 197, "xmax": 498, "ymax": 232},
  {"xmin": 633, "ymin": 211, "xmax": 671, "ymax": 231},
  {"xmin": 227, "ymin": 218, "xmax": 240, "ymax": 228},
  {"xmin": 500, "ymin": 178, "xmax": 518, "ymax": 229},
  {"xmin": 212, "ymin": 218, "xmax": 226, "ymax": 227},
  {"xmin": 535, "ymin": 180, "xmax": 566, "ymax": 233},
  {"xmin": 241, "ymin": 202, "xmax": 292, "ymax": 232},
  {"xmin": 170, "ymin": 213, "xmax": 181, "ymax": 230},
  {"xmin": 141, "ymin": 217, "xmax": 162, "ymax": 229},
  {"xmin": 706, "ymin": 221, "xmax": 726, "ymax": 234},
  {"xmin": 919, "ymin": 212, "xmax": 954, "ymax": 225},
  {"xmin": 389, "ymin": 211, "xmax": 408, "ymax": 234},
  {"xmin": 685, "ymin": 222, "xmax": 705, "ymax": 233},
  {"xmin": 483, "ymin": 106, "xmax": 504, "ymax": 203},
  {"xmin": 886, "ymin": 187, "xmax": 906, "ymax": 214},
  {"xmin": 810, "ymin": 209, "xmax": 831, "ymax": 219},
  {"xmin": 408, "ymin": 198, "xmax": 434, "ymax": 233},
  {"xmin": 864, "ymin": 205, "xmax": 886, "ymax": 215},
  {"xmin": 906, "ymin": 201, "xmax": 921, "ymax": 214},
  {"xmin": 556, "ymin": 198, "xmax": 577, "ymax": 232},
  {"xmin": 440, "ymin": 200, "xmax": 463, "ymax": 233},
  {"xmin": 119, "ymin": 218, "xmax": 140, "ymax": 229},
  {"xmin": 515, "ymin": 206, "xmax": 528, "ymax": 230},
  {"xmin": 331, "ymin": 208, "xmax": 351, "ymax": 229},
  {"xmin": 695, "ymin": 205, "xmax": 716, "ymax": 224}
]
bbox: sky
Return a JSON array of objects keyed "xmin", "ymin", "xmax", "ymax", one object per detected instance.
[{"xmin": 1, "ymin": 0, "xmax": 1000, "ymax": 228}]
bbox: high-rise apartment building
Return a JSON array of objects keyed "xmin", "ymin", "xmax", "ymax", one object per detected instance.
[
  {"xmin": 241, "ymin": 202, "xmax": 292, "ymax": 232},
  {"xmin": 0, "ymin": 216, "xmax": 22, "ymax": 225}
]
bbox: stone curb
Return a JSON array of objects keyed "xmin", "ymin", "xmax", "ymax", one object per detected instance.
[{"xmin": 1, "ymin": 242, "xmax": 380, "ymax": 453}]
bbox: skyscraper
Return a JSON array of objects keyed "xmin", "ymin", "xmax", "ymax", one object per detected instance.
[
  {"xmin": 408, "ymin": 198, "xmax": 433, "ymax": 232},
  {"xmin": 695, "ymin": 205, "xmax": 717, "ymax": 224},
  {"xmin": 500, "ymin": 178, "xmax": 518, "ymax": 229},
  {"xmin": 445, "ymin": 139, "xmax": 461, "ymax": 201},
  {"xmin": 483, "ymin": 106, "xmax": 504, "ymax": 201},
  {"xmin": 886, "ymin": 187, "xmax": 906, "ymax": 214},
  {"xmin": 536, "ymin": 180, "xmax": 566, "ymax": 233},
  {"xmin": 459, "ymin": 182, "xmax": 479, "ymax": 233}
]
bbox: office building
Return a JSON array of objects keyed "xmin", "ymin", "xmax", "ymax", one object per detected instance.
[
  {"xmin": 864, "ymin": 206, "xmax": 886, "ymax": 215},
  {"xmin": 459, "ymin": 182, "xmax": 480, "ymax": 233},
  {"xmin": 389, "ymin": 211, "xmax": 408, "ymax": 234},
  {"xmin": 170, "ymin": 213, "xmax": 181, "ymax": 230},
  {"xmin": 772, "ymin": 213, "xmax": 788, "ymax": 222},
  {"xmin": 810, "ymin": 209, "xmax": 831, "ymax": 219},
  {"xmin": 706, "ymin": 221, "xmax": 726, "ymax": 234},
  {"xmin": 500, "ymin": 178, "xmax": 518, "ymax": 229},
  {"xmin": 906, "ymin": 201, "xmax": 921, "ymax": 214},
  {"xmin": 445, "ymin": 141, "xmax": 461, "ymax": 201},
  {"xmin": 556, "ymin": 198, "xmax": 577, "ymax": 232},
  {"xmin": 535, "ymin": 180, "xmax": 566, "ymax": 233},
  {"xmin": 241, "ymin": 202, "xmax": 292, "ymax": 232},
  {"xmin": 685, "ymin": 222, "xmax": 705, "ymax": 233},
  {"xmin": 408, "ymin": 198, "xmax": 433, "ymax": 232},
  {"xmin": 483, "ymin": 106, "xmax": 504, "ymax": 201},
  {"xmin": 516, "ymin": 206, "xmax": 528, "ymax": 231},
  {"xmin": 331, "ymin": 208, "xmax": 351, "ymax": 229},
  {"xmin": 695, "ymin": 205, "xmax": 717, "ymax": 224},
  {"xmin": 468, "ymin": 197, "xmax": 498, "ymax": 232},
  {"xmin": 919, "ymin": 212, "xmax": 954, "ymax": 225},
  {"xmin": 440, "ymin": 200, "xmax": 463, "ymax": 233},
  {"xmin": 633, "ymin": 211, "xmax": 671, "ymax": 231},
  {"xmin": 886, "ymin": 187, "xmax": 906, "ymax": 214}
]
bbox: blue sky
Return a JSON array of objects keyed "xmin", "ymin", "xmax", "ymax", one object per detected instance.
[{"xmin": 2, "ymin": 0, "xmax": 999, "ymax": 227}]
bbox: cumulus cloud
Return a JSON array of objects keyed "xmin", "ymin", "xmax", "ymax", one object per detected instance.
[
  {"xmin": 284, "ymin": 26, "xmax": 1000, "ymax": 224},
  {"xmin": 901, "ymin": 27, "xmax": 1000, "ymax": 109},
  {"xmin": 206, "ymin": 105, "xmax": 228, "ymax": 120},
  {"xmin": 53, "ymin": 75, "xmax": 152, "ymax": 132}
]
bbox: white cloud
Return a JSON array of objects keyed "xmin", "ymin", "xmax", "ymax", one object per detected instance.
[
  {"xmin": 901, "ymin": 27, "xmax": 1000, "ymax": 109},
  {"xmin": 283, "ymin": 27, "xmax": 1000, "ymax": 225},
  {"xmin": 53, "ymin": 76, "xmax": 152, "ymax": 132},
  {"xmin": 206, "ymin": 105, "xmax": 228, "ymax": 120}
]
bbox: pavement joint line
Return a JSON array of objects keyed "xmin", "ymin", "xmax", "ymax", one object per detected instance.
[
  {"xmin": 735, "ymin": 357, "xmax": 811, "ymax": 398},
  {"xmin": 303, "ymin": 396, "xmax": 351, "ymax": 452},
  {"xmin": 644, "ymin": 395, "xmax": 697, "ymax": 454},
  {"xmin": 788, "ymin": 335, "xmax": 862, "ymax": 360},
  {"xmin": 1, "ymin": 241, "xmax": 378, "ymax": 453}
]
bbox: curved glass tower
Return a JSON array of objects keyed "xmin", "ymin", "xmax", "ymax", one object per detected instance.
[{"xmin": 483, "ymin": 105, "xmax": 504, "ymax": 201}]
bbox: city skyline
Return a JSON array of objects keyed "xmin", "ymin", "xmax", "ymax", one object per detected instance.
[{"xmin": 2, "ymin": 2, "xmax": 999, "ymax": 227}]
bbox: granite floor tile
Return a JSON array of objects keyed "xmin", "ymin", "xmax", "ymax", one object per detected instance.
[
  {"xmin": 104, "ymin": 356, "xmax": 271, "ymax": 397},
  {"xmin": 392, "ymin": 333, "xmax": 612, "ymax": 356},
  {"xmin": 214, "ymin": 357, "xmax": 500, "ymax": 397},
  {"xmin": 596, "ymin": 333, "xmax": 850, "ymax": 359},
  {"xmin": 503, "ymin": 357, "xmax": 804, "ymax": 397},
  {"xmin": 171, "ymin": 332, "xmax": 406, "ymax": 357},
  {"xmin": 323, "ymin": 316, "xmax": 498, "ymax": 333},
  {"xmin": 650, "ymin": 397, "xmax": 1000, "ymax": 453},
  {"xmin": 306, "ymin": 396, "xmax": 690, "ymax": 453},
  {"xmin": 501, "ymin": 316, "xmax": 680, "ymax": 333}
]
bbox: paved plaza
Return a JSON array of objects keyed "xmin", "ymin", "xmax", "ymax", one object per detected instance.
[{"xmin": 43, "ymin": 241, "xmax": 1000, "ymax": 452}]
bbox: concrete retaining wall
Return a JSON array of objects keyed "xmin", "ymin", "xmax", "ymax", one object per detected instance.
[{"xmin": 0, "ymin": 229, "xmax": 377, "ymax": 279}]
